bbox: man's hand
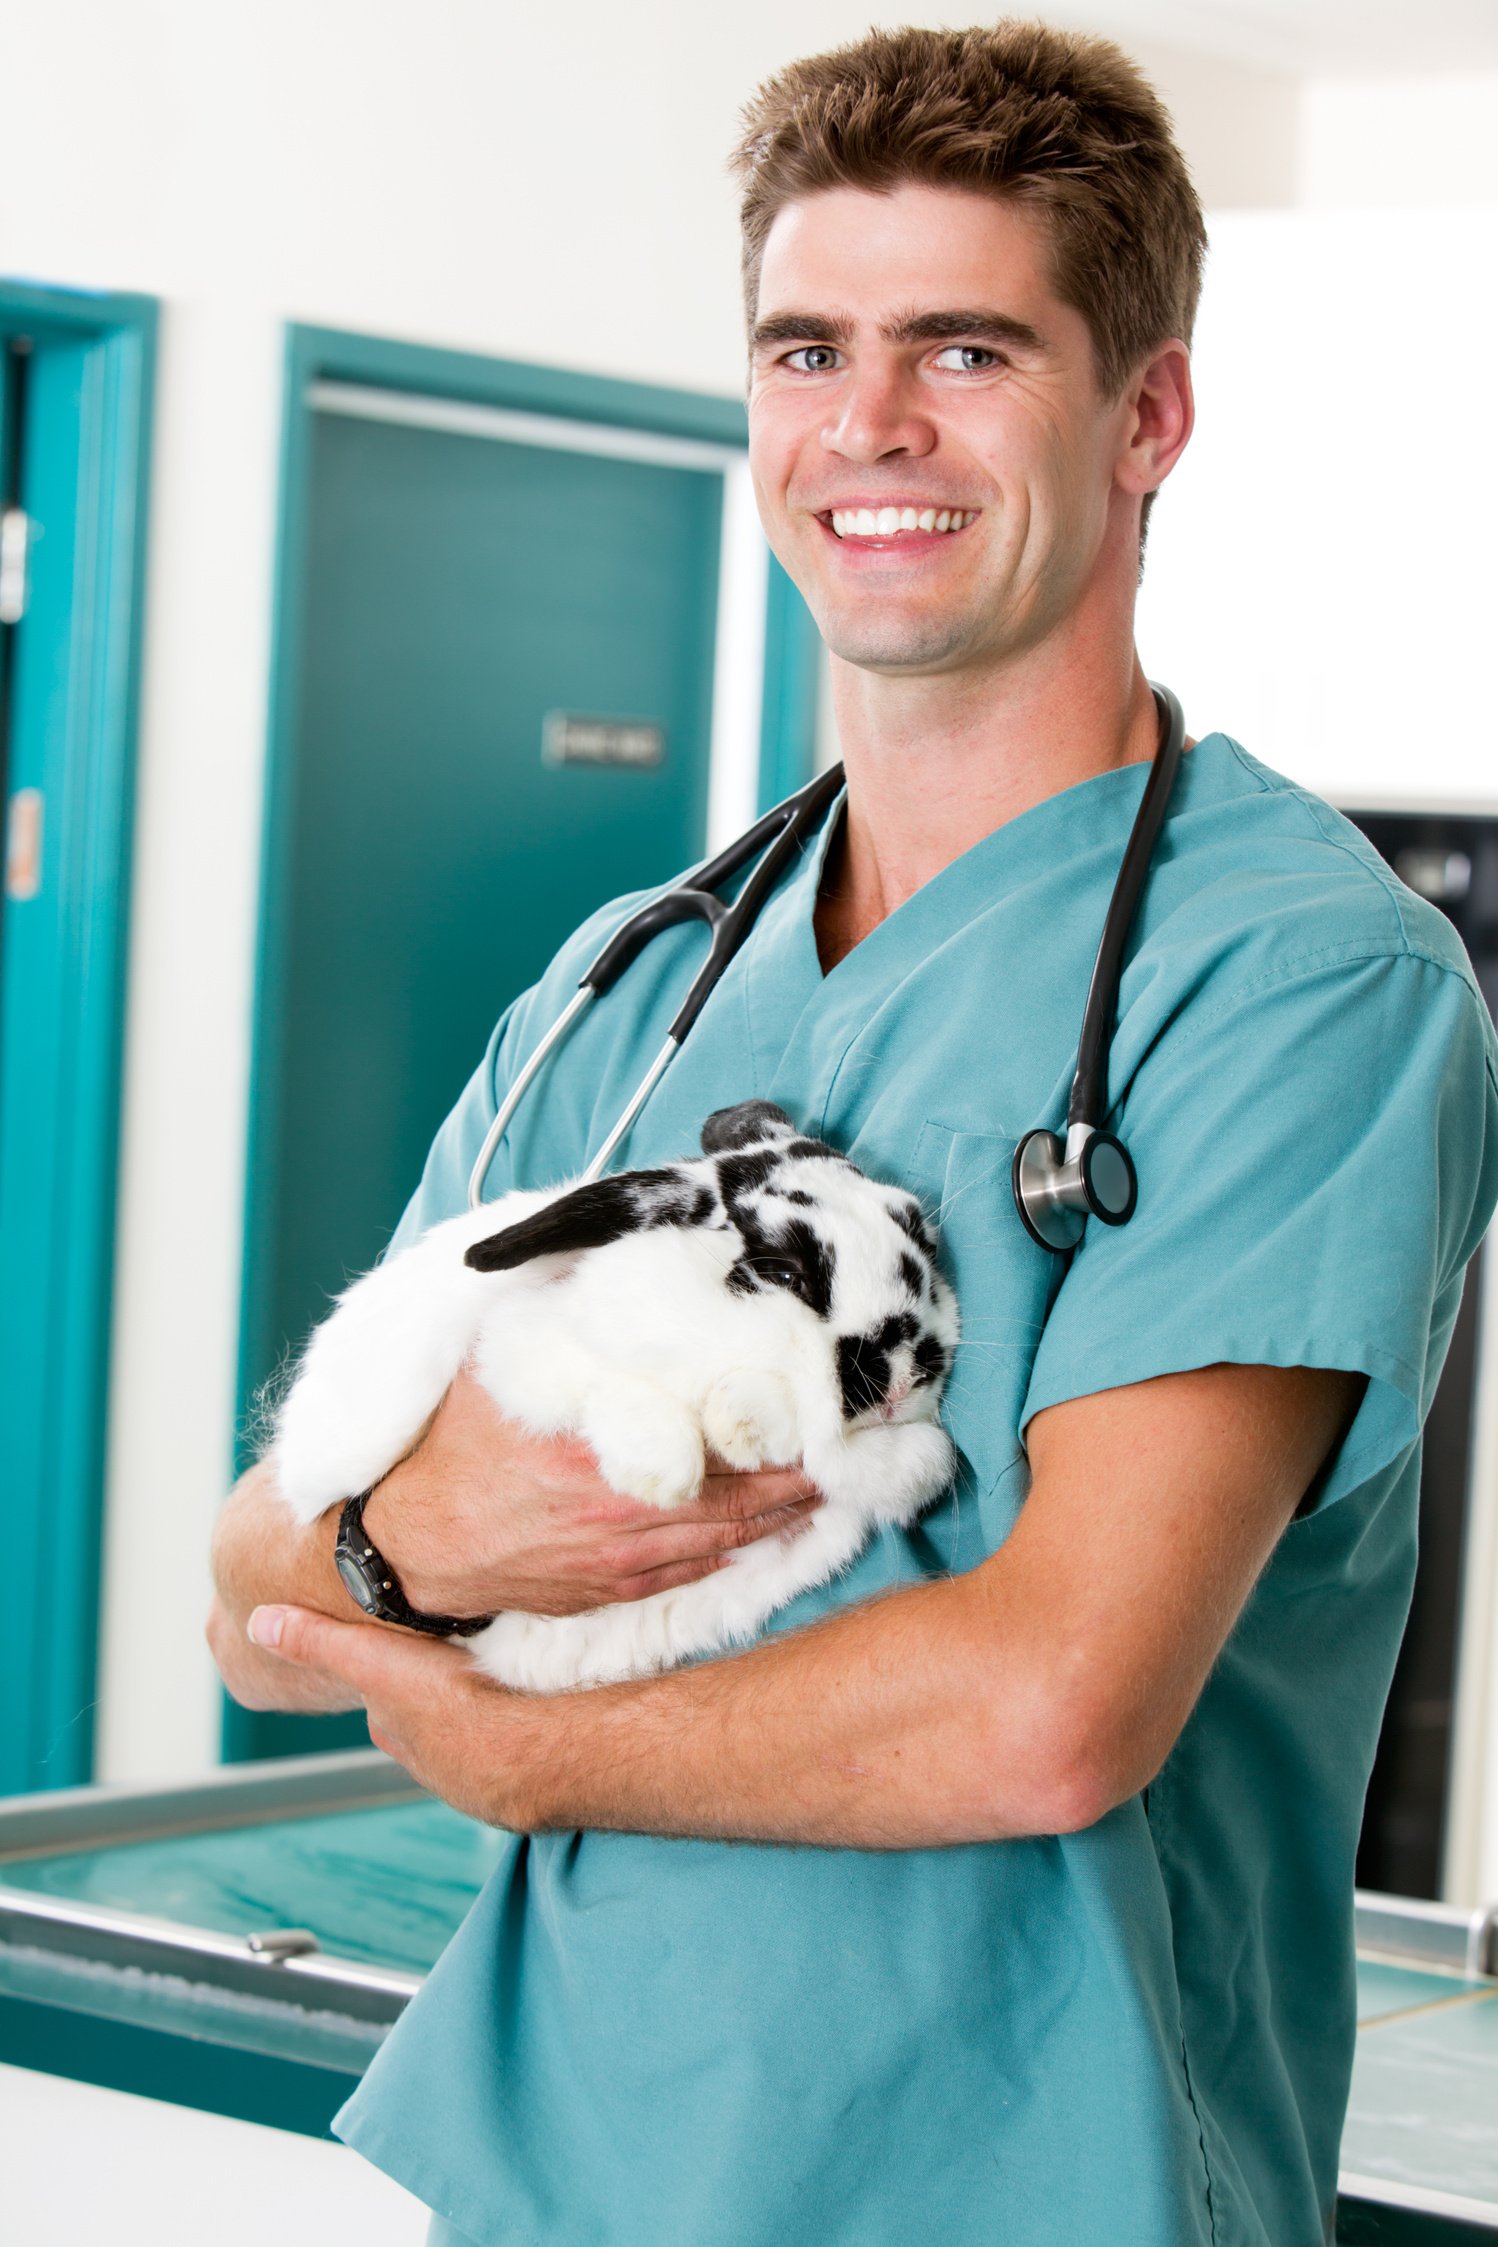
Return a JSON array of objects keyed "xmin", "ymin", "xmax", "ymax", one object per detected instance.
[
  {"xmin": 243, "ymin": 1604, "xmax": 535, "ymax": 1827},
  {"xmin": 361, "ymin": 1368, "xmax": 821, "ymax": 1618}
]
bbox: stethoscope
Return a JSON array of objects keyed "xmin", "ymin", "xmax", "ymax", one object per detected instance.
[{"xmin": 468, "ymin": 682, "xmax": 1186, "ymax": 1257}]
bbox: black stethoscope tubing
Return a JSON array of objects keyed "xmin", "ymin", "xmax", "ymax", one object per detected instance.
[{"xmin": 468, "ymin": 681, "xmax": 1186, "ymax": 1253}]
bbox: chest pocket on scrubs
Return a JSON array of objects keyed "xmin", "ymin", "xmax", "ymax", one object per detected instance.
[{"xmin": 914, "ymin": 1121, "xmax": 1063, "ymax": 1563}]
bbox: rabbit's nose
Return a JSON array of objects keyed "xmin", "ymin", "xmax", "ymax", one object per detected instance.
[{"xmin": 880, "ymin": 1373, "xmax": 915, "ymax": 1421}]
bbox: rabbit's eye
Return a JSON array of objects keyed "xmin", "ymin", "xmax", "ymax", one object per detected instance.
[{"xmin": 758, "ymin": 1259, "xmax": 804, "ymax": 1292}]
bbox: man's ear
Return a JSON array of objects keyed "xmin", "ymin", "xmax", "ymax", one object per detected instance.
[
  {"xmin": 464, "ymin": 1168, "xmax": 698, "ymax": 1272},
  {"xmin": 1116, "ymin": 338, "xmax": 1194, "ymax": 503}
]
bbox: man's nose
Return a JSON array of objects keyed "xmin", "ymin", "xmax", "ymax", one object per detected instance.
[{"xmin": 820, "ymin": 364, "xmax": 936, "ymax": 465}]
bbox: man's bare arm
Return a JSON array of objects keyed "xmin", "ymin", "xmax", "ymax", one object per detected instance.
[{"xmin": 248, "ymin": 1360, "xmax": 1364, "ymax": 1846}]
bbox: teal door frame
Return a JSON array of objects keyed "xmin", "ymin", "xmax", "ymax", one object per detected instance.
[
  {"xmin": 228, "ymin": 327, "xmax": 820, "ymax": 1761},
  {"xmin": 0, "ymin": 279, "xmax": 158, "ymax": 1792}
]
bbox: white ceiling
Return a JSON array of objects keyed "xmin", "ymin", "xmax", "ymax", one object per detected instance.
[{"xmin": 1055, "ymin": 0, "xmax": 1498, "ymax": 79}]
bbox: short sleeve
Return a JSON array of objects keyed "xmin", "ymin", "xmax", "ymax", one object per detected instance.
[{"xmin": 1021, "ymin": 950, "xmax": 1498, "ymax": 1509}]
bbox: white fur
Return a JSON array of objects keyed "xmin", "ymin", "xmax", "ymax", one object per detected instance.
[{"xmin": 272, "ymin": 1136, "xmax": 958, "ymax": 1691}]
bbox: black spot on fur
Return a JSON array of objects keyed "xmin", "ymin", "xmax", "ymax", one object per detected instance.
[
  {"xmin": 914, "ymin": 1334, "xmax": 950, "ymax": 1387},
  {"xmin": 775, "ymin": 1219, "xmax": 835, "ymax": 1317},
  {"xmin": 715, "ymin": 1149, "xmax": 780, "ymax": 1201},
  {"xmin": 898, "ymin": 1251, "xmax": 925, "ymax": 1297},
  {"xmin": 726, "ymin": 1213, "xmax": 835, "ymax": 1318},
  {"xmin": 785, "ymin": 1136, "xmax": 847, "ymax": 1165},
  {"xmin": 837, "ymin": 1334, "xmax": 890, "ymax": 1419},
  {"xmin": 889, "ymin": 1200, "xmax": 936, "ymax": 1256}
]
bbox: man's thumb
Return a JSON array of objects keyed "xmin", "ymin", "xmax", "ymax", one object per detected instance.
[
  {"xmin": 247, "ymin": 1604, "xmax": 365, "ymax": 1677},
  {"xmin": 247, "ymin": 1604, "xmax": 291, "ymax": 1649}
]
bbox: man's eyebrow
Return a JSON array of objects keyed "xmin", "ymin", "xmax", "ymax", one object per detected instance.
[
  {"xmin": 882, "ymin": 308, "xmax": 1047, "ymax": 351},
  {"xmin": 750, "ymin": 311, "xmax": 855, "ymax": 351},
  {"xmin": 749, "ymin": 307, "xmax": 1048, "ymax": 354}
]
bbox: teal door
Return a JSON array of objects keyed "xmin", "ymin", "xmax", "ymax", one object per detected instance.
[
  {"xmin": 235, "ymin": 349, "xmax": 806, "ymax": 1762},
  {"xmin": 0, "ymin": 289, "xmax": 155, "ymax": 1795}
]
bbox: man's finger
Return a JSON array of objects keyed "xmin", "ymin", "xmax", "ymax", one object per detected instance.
[
  {"xmin": 607, "ymin": 1497, "xmax": 824, "ymax": 1599},
  {"xmin": 616, "ymin": 1496, "xmax": 821, "ymax": 1568},
  {"xmin": 678, "ymin": 1467, "xmax": 818, "ymax": 1523},
  {"xmin": 247, "ymin": 1604, "xmax": 423, "ymax": 1692},
  {"xmin": 609, "ymin": 1558, "xmax": 734, "ymax": 1602}
]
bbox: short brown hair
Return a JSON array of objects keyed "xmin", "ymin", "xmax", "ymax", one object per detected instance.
[{"xmin": 731, "ymin": 21, "xmax": 1206, "ymax": 401}]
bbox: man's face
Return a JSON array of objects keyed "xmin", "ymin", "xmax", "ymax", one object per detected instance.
[{"xmin": 747, "ymin": 184, "xmax": 1136, "ymax": 678}]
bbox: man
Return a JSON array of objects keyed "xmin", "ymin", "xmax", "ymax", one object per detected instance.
[{"xmin": 210, "ymin": 23, "xmax": 1498, "ymax": 2246}]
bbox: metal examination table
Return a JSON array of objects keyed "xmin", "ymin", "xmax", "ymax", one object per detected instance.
[{"xmin": 1, "ymin": 1752, "xmax": 1494, "ymax": 2243}]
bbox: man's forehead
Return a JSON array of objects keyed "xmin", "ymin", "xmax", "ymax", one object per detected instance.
[{"xmin": 755, "ymin": 183, "xmax": 1064, "ymax": 330}]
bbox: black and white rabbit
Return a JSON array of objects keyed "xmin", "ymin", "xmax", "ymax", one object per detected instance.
[{"xmin": 272, "ymin": 1101, "xmax": 959, "ymax": 1690}]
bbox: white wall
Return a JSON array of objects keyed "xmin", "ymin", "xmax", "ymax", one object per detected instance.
[
  {"xmin": 1138, "ymin": 204, "xmax": 1498, "ymax": 807},
  {"xmin": 1301, "ymin": 73, "xmax": 1498, "ymax": 205},
  {"xmin": 0, "ymin": 4, "xmax": 1491, "ymax": 1784}
]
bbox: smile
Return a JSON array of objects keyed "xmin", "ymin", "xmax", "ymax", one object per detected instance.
[{"xmin": 826, "ymin": 507, "xmax": 978, "ymax": 540}]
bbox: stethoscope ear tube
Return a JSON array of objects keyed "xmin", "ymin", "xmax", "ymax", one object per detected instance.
[
  {"xmin": 466, "ymin": 763, "xmax": 846, "ymax": 1208},
  {"xmin": 1011, "ymin": 683, "xmax": 1184, "ymax": 1255}
]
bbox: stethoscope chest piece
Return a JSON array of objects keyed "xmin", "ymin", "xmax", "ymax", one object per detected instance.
[{"xmin": 1012, "ymin": 1125, "xmax": 1138, "ymax": 1254}]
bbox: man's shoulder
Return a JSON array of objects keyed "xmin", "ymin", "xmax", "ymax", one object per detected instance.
[{"xmin": 1138, "ymin": 733, "xmax": 1484, "ymax": 1017}]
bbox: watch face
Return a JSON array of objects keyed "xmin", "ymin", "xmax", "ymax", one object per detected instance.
[{"xmin": 335, "ymin": 1542, "xmax": 384, "ymax": 1615}]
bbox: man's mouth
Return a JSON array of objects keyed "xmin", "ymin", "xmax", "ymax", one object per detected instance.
[{"xmin": 823, "ymin": 506, "xmax": 978, "ymax": 541}]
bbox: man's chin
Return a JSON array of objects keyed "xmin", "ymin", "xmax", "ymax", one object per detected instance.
[{"xmin": 820, "ymin": 617, "xmax": 985, "ymax": 675}]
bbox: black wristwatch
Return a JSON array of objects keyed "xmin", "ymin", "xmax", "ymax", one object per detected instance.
[{"xmin": 334, "ymin": 1490, "xmax": 495, "ymax": 1638}]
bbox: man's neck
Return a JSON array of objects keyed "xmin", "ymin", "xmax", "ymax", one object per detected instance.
[{"xmin": 813, "ymin": 639, "xmax": 1163, "ymax": 972}]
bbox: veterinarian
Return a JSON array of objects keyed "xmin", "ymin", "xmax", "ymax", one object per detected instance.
[{"xmin": 209, "ymin": 23, "xmax": 1498, "ymax": 2246}]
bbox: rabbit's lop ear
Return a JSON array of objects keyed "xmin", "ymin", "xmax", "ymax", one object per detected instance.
[
  {"xmin": 463, "ymin": 1168, "xmax": 702, "ymax": 1273},
  {"xmin": 700, "ymin": 1101, "xmax": 798, "ymax": 1155}
]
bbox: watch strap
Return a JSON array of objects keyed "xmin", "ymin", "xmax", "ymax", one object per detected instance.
[{"xmin": 335, "ymin": 1490, "xmax": 496, "ymax": 1639}]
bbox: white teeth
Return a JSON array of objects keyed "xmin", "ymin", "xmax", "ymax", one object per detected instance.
[{"xmin": 827, "ymin": 506, "xmax": 976, "ymax": 539}]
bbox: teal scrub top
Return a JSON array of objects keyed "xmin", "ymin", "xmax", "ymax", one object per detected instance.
[{"xmin": 334, "ymin": 735, "xmax": 1498, "ymax": 2247}]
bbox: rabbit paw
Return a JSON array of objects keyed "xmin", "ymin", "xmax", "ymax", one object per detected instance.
[
  {"xmin": 585, "ymin": 1384, "xmax": 706, "ymax": 1511},
  {"xmin": 832, "ymin": 1418, "xmax": 955, "ymax": 1521},
  {"xmin": 702, "ymin": 1370, "xmax": 801, "ymax": 1471}
]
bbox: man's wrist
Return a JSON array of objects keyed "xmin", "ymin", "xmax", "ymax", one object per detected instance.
[{"xmin": 357, "ymin": 1471, "xmax": 488, "ymax": 1621}]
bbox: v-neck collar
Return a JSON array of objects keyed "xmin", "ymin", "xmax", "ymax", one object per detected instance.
[{"xmin": 739, "ymin": 735, "xmax": 1225, "ymax": 1124}]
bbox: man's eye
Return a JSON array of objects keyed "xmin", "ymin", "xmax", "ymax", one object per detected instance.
[
  {"xmin": 932, "ymin": 345, "xmax": 1004, "ymax": 372},
  {"xmin": 785, "ymin": 345, "xmax": 841, "ymax": 373}
]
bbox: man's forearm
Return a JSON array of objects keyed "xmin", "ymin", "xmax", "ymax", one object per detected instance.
[{"xmin": 499, "ymin": 1564, "xmax": 1077, "ymax": 1849}]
